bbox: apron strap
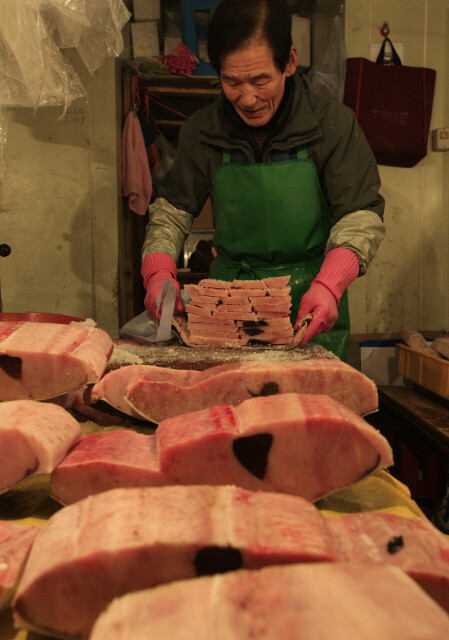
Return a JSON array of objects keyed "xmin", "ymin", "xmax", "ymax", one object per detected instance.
[
  {"xmin": 222, "ymin": 145, "xmax": 307, "ymax": 163},
  {"xmin": 297, "ymin": 145, "xmax": 308, "ymax": 160}
]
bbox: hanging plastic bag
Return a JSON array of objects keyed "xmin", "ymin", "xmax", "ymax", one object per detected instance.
[
  {"xmin": 51, "ymin": 0, "xmax": 131, "ymax": 75},
  {"xmin": 0, "ymin": 0, "xmax": 131, "ymax": 110},
  {"xmin": 306, "ymin": 14, "xmax": 347, "ymax": 103},
  {"xmin": 0, "ymin": 0, "xmax": 86, "ymax": 108}
]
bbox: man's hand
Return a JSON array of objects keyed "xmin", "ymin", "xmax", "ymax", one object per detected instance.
[
  {"xmin": 295, "ymin": 282, "xmax": 338, "ymax": 345},
  {"xmin": 142, "ymin": 253, "xmax": 184, "ymax": 321},
  {"xmin": 294, "ymin": 247, "xmax": 360, "ymax": 345}
]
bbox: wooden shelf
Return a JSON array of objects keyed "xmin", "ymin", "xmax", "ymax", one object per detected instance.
[
  {"xmin": 378, "ymin": 385, "xmax": 449, "ymax": 449},
  {"xmin": 154, "ymin": 119, "xmax": 186, "ymax": 127},
  {"xmin": 147, "ymin": 85, "xmax": 221, "ymax": 98}
]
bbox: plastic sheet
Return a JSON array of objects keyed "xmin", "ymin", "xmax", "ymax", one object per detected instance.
[
  {"xmin": 0, "ymin": 0, "xmax": 131, "ymax": 110},
  {"xmin": 318, "ymin": 470, "xmax": 426, "ymax": 519},
  {"xmin": 306, "ymin": 14, "xmax": 346, "ymax": 103},
  {"xmin": 118, "ymin": 279, "xmax": 186, "ymax": 343}
]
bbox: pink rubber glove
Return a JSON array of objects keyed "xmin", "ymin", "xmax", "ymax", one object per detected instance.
[
  {"xmin": 295, "ymin": 247, "xmax": 359, "ymax": 345},
  {"xmin": 141, "ymin": 253, "xmax": 184, "ymax": 320}
]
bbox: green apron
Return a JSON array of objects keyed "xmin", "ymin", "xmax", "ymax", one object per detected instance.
[{"xmin": 210, "ymin": 146, "xmax": 350, "ymax": 360}]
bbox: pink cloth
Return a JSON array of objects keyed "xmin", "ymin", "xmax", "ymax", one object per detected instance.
[{"xmin": 121, "ymin": 111, "xmax": 152, "ymax": 215}]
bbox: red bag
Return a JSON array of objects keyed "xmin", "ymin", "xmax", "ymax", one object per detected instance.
[{"xmin": 343, "ymin": 38, "xmax": 436, "ymax": 167}]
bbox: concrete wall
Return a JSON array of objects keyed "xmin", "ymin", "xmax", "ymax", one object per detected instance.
[
  {"xmin": 0, "ymin": 50, "xmax": 123, "ymax": 338},
  {"xmin": 345, "ymin": 0, "xmax": 449, "ymax": 334}
]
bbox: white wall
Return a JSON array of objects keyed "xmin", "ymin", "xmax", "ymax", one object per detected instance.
[{"xmin": 345, "ymin": 0, "xmax": 449, "ymax": 334}]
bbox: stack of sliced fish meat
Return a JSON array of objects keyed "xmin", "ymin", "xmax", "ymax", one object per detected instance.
[{"xmin": 179, "ymin": 276, "xmax": 302, "ymax": 347}]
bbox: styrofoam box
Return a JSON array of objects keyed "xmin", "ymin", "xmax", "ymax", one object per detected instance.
[
  {"xmin": 131, "ymin": 21, "xmax": 159, "ymax": 58},
  {"xmin": 291, "ymin": 15, "xmax": 310, "ymax": 68},
  {"xmin": 359, "ymin": 340, "xmax": 404, "ymax": 386},
  {"xmin": 133, "ymin": 0, "xmax": 160, "ymax": 21},
  {"xmin": 347, "ymin": 338, "xmax": 404, "ymax": 387},
  {"xmin": 164, "ymin": 35, "xmax": 181, "ymax": 55},
  {"xmin": 198, "ymin": 39, "xmax": 209, "ymax": 62},
  {"xmin": 163, "ymin": 8, "xmax": 181, "ymax": 55}
]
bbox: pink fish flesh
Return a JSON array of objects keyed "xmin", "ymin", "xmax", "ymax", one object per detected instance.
[
  {"xmin": 51, "ymin": 393, "xmax": 390, "ymax": 505},
  {"xmin": 0, "ymin": 321, "xmax": 113, "ymax": 400}
]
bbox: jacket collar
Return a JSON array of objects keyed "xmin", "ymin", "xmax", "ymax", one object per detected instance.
[{"xmin": 198, "ymin": 72, "xmax": 323, "ymax": 150}]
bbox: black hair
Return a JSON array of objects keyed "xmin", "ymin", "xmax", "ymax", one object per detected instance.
[{"xmin": 207, "ymin": 0, "xmax": 293, "ymax": 75}]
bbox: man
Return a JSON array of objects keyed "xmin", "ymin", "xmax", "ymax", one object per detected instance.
[{"xmin": 141, "ymin": 0, "xmax": 385, "ymax": 359}]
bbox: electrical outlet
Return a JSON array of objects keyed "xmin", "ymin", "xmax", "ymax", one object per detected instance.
[{"xmin": 432, "ymin": 128, "xmax": 449, "ymax": 152}]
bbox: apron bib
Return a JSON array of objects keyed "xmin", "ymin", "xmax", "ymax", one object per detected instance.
[{"xmin": 210, "ymin": 147, "xmax": 350, "ymax": 359}]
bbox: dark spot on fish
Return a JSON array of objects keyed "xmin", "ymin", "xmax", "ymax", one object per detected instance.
[
  {"xmin": 387, "ymin": 536, "xmax": 404, "ymax": 554},
  {"xmin": 243, "ymin": 328, "xmax": 264, "ymax": 336},
  {"xmin": 242, "ymin": 320, "xmax": 268, "ymax": 327},
  {"xmin": 0, "ymin": 355, "xmax": 22, "ymax": 379},
  {"xmin": 233, "ymin": 433, "xmax": 273, "ymax": 479},
  {"xmin": 248, "ymin": 382, "xmax": 279, "ymax": 397},
  {"xmin": 217, "ymin": 299, "xmax": 223, "ymax": 305},
  {"xmin": 246, "ymin": 339, "xmax": 270, "ymax": 346},
  {"xmin": 194, "ymin": 546, "xmax": 243, "ymax": 576}
]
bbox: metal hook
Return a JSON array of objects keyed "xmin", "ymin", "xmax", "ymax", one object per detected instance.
[{"xmin": 380, "ymin": 23, "xmax": 390, "ymax": 37}]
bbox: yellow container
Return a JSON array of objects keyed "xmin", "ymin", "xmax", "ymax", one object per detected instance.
[{"xmin": 396, "ymin": 343, "xmax": 449, "ymax": 400}]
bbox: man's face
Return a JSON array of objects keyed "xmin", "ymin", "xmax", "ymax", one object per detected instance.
[{"xmin": 220, "ymin": 42, "xmax": 297, "ymax": 127}]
